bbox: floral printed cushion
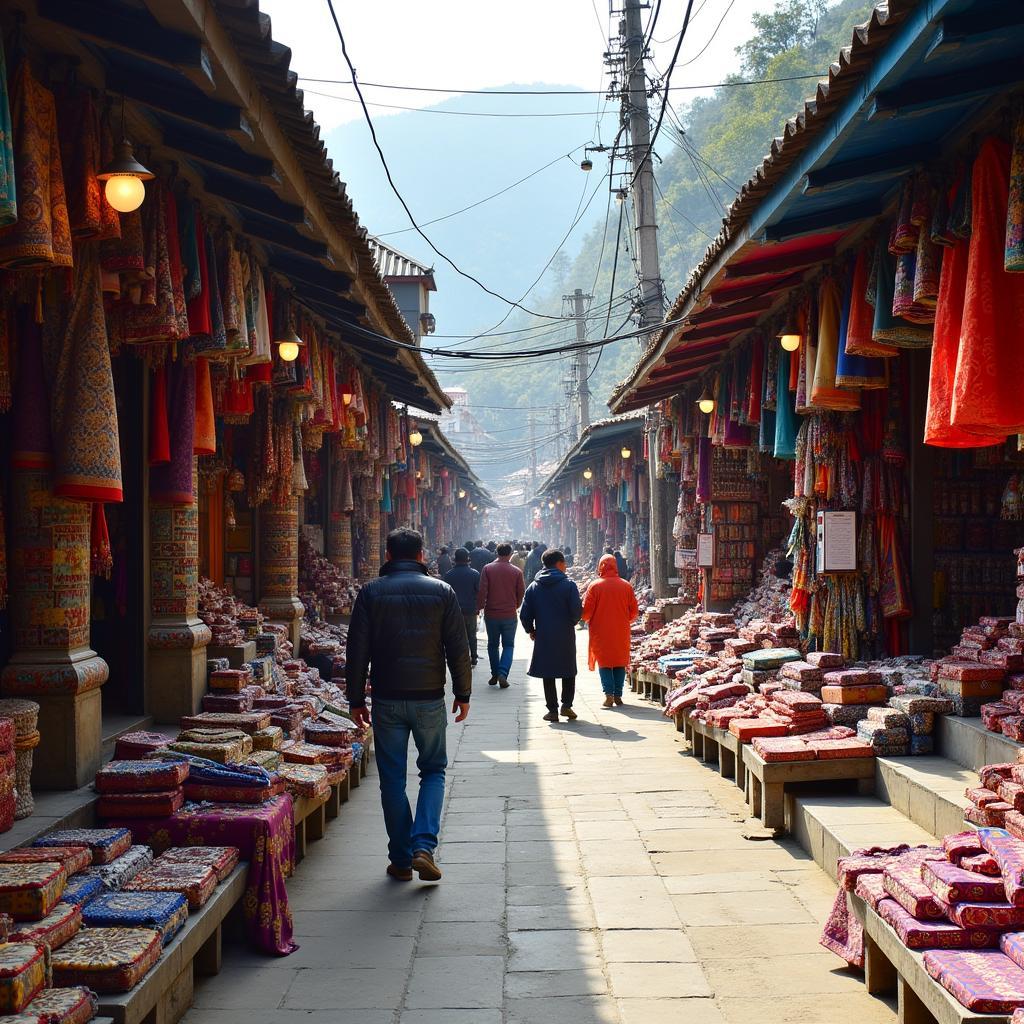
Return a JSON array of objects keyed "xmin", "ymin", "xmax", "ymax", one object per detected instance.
[
  {"xmin": 158, "ymin": 846, "xmax": 240, "ymax": 882},
  {"xmin": 52, "ymin": 927, "xmax": 162, "ymax": 993},
  {"xmin": 82, "ymin": 891, "xmax": 188, "ymax": 945},
  {"xmin": 0, "ymin": 944, "xmax": 49, "ymax": 1013},
  {"xmin": 33, "ymin": 829, "xmax": 131, "ymax": 865},
  {"xmin": 8, "ymin": 901, "xmax": 81, "ymax": 951},
  {"xmin": 0, "ymin": 848, "xmax": 91, "ymax": 876},
  {"xmin": 94, "ymin": 760, "xmax": 189, "ymax": 794},
  {"xmin": 0, "ymin": 864, "xmax": 67, "ymax": 922},
  {"xmin": 124, "ymin": 861, "xmax": 217, "ymax": 910}
]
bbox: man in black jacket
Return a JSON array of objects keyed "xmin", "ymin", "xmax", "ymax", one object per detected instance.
[
  {"xmin": 443, "ymin": 547, "xmax": 480, "ymax": 666},
  {"xmin": 347, "ymin": 528, "xmax": 471, "ymax": 882}
]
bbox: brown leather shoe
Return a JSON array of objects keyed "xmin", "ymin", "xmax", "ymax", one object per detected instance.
[
  {"xmin": 412, "ymin": 849, "xmax": 442, "ymax": 881},
  {"xmin": 543, "ymin": 710, "xmax": 559, "ymax": 722},
  {"xmin": 602, "ymin": 695, "xmax": 614, "ymax": 708},
  {"xmin": 387, "ymin": 863, "xmax": 412, "ymax": 881},
  {"xmin": 561, "ymin": 706, "xmax": 577, "ymax": 720},
  {"xmin": 614, "ymin": 696, "xmax": 625, "ymax": 706}
]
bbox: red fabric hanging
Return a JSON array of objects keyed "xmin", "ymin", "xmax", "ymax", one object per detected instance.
[
  {"xmin": 149, "ymin": 362, "xmax": 170, "ymax": 465},
  {"xmin": 186, "ymin": 208, "xmax": 212, "ymax": 337},
  {"xmin": 194, "ymin": 356, "xmax": 216, "ymax": 455},
  {"xmin": 747, "ymin": 335, "xmax": 763, "ymax": 425},
  {"xmin": 91, "ymin": 503, "xmax": 112, "ymax": 579}
]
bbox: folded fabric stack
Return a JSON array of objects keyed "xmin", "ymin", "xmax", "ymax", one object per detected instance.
[
  {"xmin": 739, "ymin": 647, "xmax": 802, "ymax": 690},
  {"xmin": 60, "ymin": 876, "xmax": 104, "ymax": 908},
  {"xmin": 179, "ymin": 711, "xmax": 272, "ymax": 736},
  {"xmin": 201, "ymin": 690, "xmax": 256, "ymax": 714},
  {"xmin": 208, "ymin": 667, "xmax": 252, "ymax": 694},
  {"xmin": 0, "ymin": 863, "xmax": 67, "ymax": 922},
  {"xmin": 33, "ymin": 828, "xmax": 132, "ymax": 866},
  {"xmin": 246, "ymin": 750, "xmax": 283, "ymax": 772},
  {"xmin": 158, "ymin": 752, "xmax": 279, "ymax": 804},
  {"xmin": 252, "ymin": 726, "xmax": 284, "ymax": 751},
  {"xmin": 778, "ymin": 661, "xmax": 824, "ymax": 695},
  {"xmin": 0, "ymin": 716, "xmax": 16, "ymax": 834},
  {"xmin": 767, "ymin": 690, "xmax": 827, "ymax": 733},
  {"xmin": 855, "ymin": 707, "xmax": 911, "ymax": 756},
  {"xmin": 0, "ymin": 701, "xmax": 40, "ymax": 822},
  {"xmin": 304, "ymin": 719, "xmax": 356, "ymax": 748},
  {"xmin": 124, "ymin": 858, "xmax": 217, "ymax": 910},
  {"xmin": 933, "ymin": 659, "xmax": 1007, "ymax": 717},
  {"xmin": 94, "ymin": 760, "xmax": 189, "ymax": 819},
  {"xmin": 752, "ymin": 732, "xmax": 872, "ymax": 762},
  {"xmin": 52, "ymin": 927, "xmax": 162, "ymax": 993},
  {"xmin": 168, "ymin": 728, "xmax": 252, "ymax": 765},
  {"xmin": 276, "ymin": 762, "xmax": 330, "ymax": 800},
  {"xmin": 819, "ymin": 668, "xmax": 887, "ymax": 710},
  {"xmin": 79, "ymin": 846, "xmax": 154, "ymax": 892},
  {"xmin": 0, "ymin": 943, "xmax": 52, "ymax": 1013},
  {"xmin": 280, "ymin": 741, "xmax": 349, "ymax": 767},
  {"xmin": 8, "ymin": 899, "xmax": 82, "ymax": 950},
  {"xmin": 0, "ymin": 847, "xmax": 91, "ymax": 876},
  {"xmin": 966, "ymin": 759, "xmax": 1024, "ymax": 830},
  {"xmin": 159, "ymin": 846, "xmax": 240, "ymax": 882},
  {"xmin": 82, "ymin": 891, "xmax": 188, "ymax": 946},
  {"xmin": 9, "ymin": 984, "xmax": 97, "ymax": 1023},
  {"xmin": 112, "ymin": 731, "xmax": 170, "ymax": 761}
]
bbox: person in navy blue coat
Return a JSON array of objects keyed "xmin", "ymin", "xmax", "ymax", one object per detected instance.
[{"xmin": 519, "ymin": 549, "xmax": 583, "ymax": 722}]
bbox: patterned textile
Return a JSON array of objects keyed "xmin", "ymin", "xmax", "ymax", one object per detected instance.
[
  {"xmin": 113, "ymin": 732, "xmax": 170, "ymax": 761},
  {"xmin": 184, "ymin": 783, "xmax": 277, "ymax": 804},
  {"xmin": 59, "ymin": 877, "xmax": 102, "ymax": 908},
  {"xmin": 13, "ymin": 985, "xmax": 97, "ymax": 1024},
  {"xmin": 963, "ymin": 853, "xmax": 1001, "ymax": 876},
  {"xmin": 34, "ymin": 829, "xmax": 131, "ymax": 866},
  {"xmin": 247, "ymin": 751, "xmax": 282, "ymax": 772},
  {"xmin": 0, "ymin": 863, "xmax": 67, "ymax": 922},
  {"xmin": 8, "ymin": 901, "xmax": 81, "ymax": 950},
  {"xmin": 854, "ymin": 873, "xmax": 888, "ymax": 910},
  {"xmin": 96, "ymin": 790, "xmax": 184, "ymax": 819},
  {"xmin": 811, "ymin": 277, "xmax": 861, "ymax": 410},
  {"xmin": 159, "ymin": 846, "xmax": 240, "ymax": 882},
  {"xmin": 885, "ymin": 860, "xmax": 949, "ymax": 920},
  {"xmin": 167, "ymin": 740, "xmax": 245, "ymax": 765},
  {"xmin": 40, "ymin": 242, "xmax": 122, "ymax": 501},
  {"xmin": 949, "ymin": 137, "xmax": 1024, "ymax": 437},
  {"xmin": 253, "ymin": 726, "xmax": 284, "ymax": 751},
  {"xmin": 923, "ymin": 949, "xmax": 1024, "ymax": 1013},
  {"xmin": 149, "ymin": 356, "xmax": 195, "ymax": 505},
  {"xmin": 179, "ymin": 712, "xmax": 271, "ymax": 735},
  {"xmin": 979, "ymin": 828, "xmax": 1024, "ymax": 906},
  {"xmin": 1003, "ymin": 932, "xmax": 1024, "ymax": 971},
  {"xmin": 0, "ymin": 62, "xmax": 71, "ymax": 268},
  {"xmin": 0, "ymin": 944, "xmax": 48, "ymax": 1013},
  {"xmin": 82, "ymin": 891, "xmax": 188, "ymax": 946},
  {"xmin": 52, "ymin": 927, "xmax": 161, "ymax": 993},
  {"xmin": 878, "ymin": 898, "xmax": 1001, "ymax": 950},
  {"xmin": 280, "ymin": 742, "xmax": 348, "ymax": 767},
  {"xmin": 124, "ymin": 860, "xmax": 216, "ymax": 910},
  {"xmin": 0, "ymin": 848, "xmax": 90, "ymax": 876},
  {"xmin": 922, "ymin": 860, "xmax": 1007, "ymax": 905},
  {"xmin": 276, "ymin": 763, "xmax": 329, "ymax": 799},
  {"xmin": 303, "ymin": 721, "xmax": 355, "ymax": 748},
  {"xmin": 151, "ymin": 751, "xmax": 271, "ymax": 789},
  {"xmin": 0, "ymin": 38, "xmax": 14, "ymax": 225},
  {"xmin": 80, "ymin": 846, "xmax": 154, "ymax": 893},
  {"xmin": 1007, "ymin": 111, "xmax": 1024, "ymax": 272},
  {"xmin": 94, "ymin": 760, "xmax": 190, "ymax": 794},
  {"xmin": 108, "ymin": 794, "xmax": 297, "ymax": 954},
  {"xmin": 202, "ymin": 693, "xmax": 253, "ymax": 713},
  {"xmin": 949, "ymin": 901, "xmax": 1024, "ymax": 929}
]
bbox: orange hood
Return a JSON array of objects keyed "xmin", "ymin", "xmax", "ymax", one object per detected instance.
[{"xmin": 598, "ymin": 554, "xmax": 619, "ymax": 578}]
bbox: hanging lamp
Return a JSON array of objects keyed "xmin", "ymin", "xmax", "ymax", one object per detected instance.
[{"xmin": 696, "ymin": 386, "xmax": 715, "ymax": 415}]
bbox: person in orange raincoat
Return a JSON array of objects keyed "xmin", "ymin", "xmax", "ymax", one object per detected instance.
[{"xmin": 582, "ymin": 553, "xmax": 639, "ymax": 708}]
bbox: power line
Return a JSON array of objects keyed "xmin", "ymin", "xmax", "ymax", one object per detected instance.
[
  {"xmin": 322, "ymin": 0, "xmax": 565, "ymax": 321},
  {"xmin": 677, "ymin": 0, "xmax": 737, "ymax": 68},
  {"xmin": 653, "ymin": 175, "xmax": 715, "ymax": 240},
  {"xmin": 302, "ymin": 88, "xmax": 614, "ymax": 118},
  {"xmin": 294, "ymin": 72, "xmax": 829, "ymax": 95}
]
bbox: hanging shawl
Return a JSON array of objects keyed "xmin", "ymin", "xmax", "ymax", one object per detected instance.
[
  {"xmin": 91, "ymin": 502, "xmax": 112, "ymax": 579},
  {"xmin": 845, "ymin": 244, "xmax": 896, "ymax": 358},
  {"xmin": 149, "ymin": 362, "xmax": 170, "ymax": 465},
  {"xmin": 41, "ymin": 242, "xmax": 122, "ymax": 502},
  {"xmin": 746, "ymin": 335, "xmax": 763, "ymax": 426},
  {"xmin": 243, "ymin": 256, "xmax": 272, "ymax": 365},
  {"xmin": 836, "ymin": 259, "xmax": 887, "ymax": 389},
  {"xmin": 151, "ymin": 356, "xmax": 196, "ymax": 505},
  {"xmin": 877, "ymin": 513, "xmax": 911, "ymax": 621},
  {"xmin": 811, "ymin": 277, "xmax": 861, "ymax": 411},
  {"xmin": 186, "ymin": 207, "xmax": 213, "ymax": 339},
  {"xmin": 56, "ymin": 87, "xmax": 105, "ymax": 240},
  {"xmin": 0, "ymin": 37, "xmax": 14, "ymax": 225},
  {"xmin": 0, "ymin": 61, "xmax": 72, "ymax": 268},
  {"xmin": 950, "ymin": 137, "xmax": 1024, "ymax": 438},
  {"xmin": 194, "ymin": 356, "xmax": 216, "ymax": 455},
  {"xmin": 795, "ymin": 300, "xmax": 815, "ymax": 414},
  {"xmin": 695, "ymin": 435, "xmax": 711, "ymax": 504},
  {"xmin": 11, "ymin": 308, "xmax": 51, "ymax": 469},
  {"xmin": 870, "ymin": 234, "xmax": 932, "ymax": 347},
  {"xmin": 774, "ymin": 349, "xmax": 798, "ymax": 460},
  {"xmin": 179, "ymin": 193, "xmax": 201, "ymax": 301},
  {"xmin": 758, "ymin": 345, "xmax": 776, "ymax": 455},
  {"xmin": 1007, "ymin": 109, "xmax": 1024, "ymax": 271}
]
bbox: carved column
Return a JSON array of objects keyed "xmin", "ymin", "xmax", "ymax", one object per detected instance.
[
  {"xmin": 259, "ymin": 496, "xmax": 304, "ymax": 647},
  {"xmin": 1, "ymin": 468, "xmax": 107, "ymax": 789},
  {"xmin": 147, "ymin": 461, "xmax": 211, "ymax": 723}
]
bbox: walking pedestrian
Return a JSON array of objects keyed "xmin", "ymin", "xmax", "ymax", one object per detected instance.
[
  {"xmin": 582, "ymin": 553, "xmax": 639, "ymax": 708},
  {"xmin": 523, "ymin": 541, "xmax": 545, "ymax": 583},
  {"xmin": 613, "ymin": 548, "xmax": 628, "ymax": 581},
  {"xmin": 564, "ymin": 545, "xmax": 574, "ymax": 567},
  {"xmin": 470, "ymin": 541, "xmax": 493, "ymax": 572},
  {"xmin": 436, "ymin": 546, "xmax": 453, "ymax": 577},
  {"xmin": 444, "ymin": 548, "xmax": 480, "ymax": 666},
  {"xmin": 520, "ymin": 549, "xmax": 583, "ymax": 722},
  {"xmin": 510, "ymin": 545, "xmax": 527, "ymax": 572},
  {"xmin": 346, "ymin": 528, "xmax": 471, "ymax": 883},
  {"xmin": 478, "ymin": 542, "xmax": 525, "ymax": 689}
]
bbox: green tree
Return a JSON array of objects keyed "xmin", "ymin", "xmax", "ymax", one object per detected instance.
[{"xmin": 737, "ymin": 0, "xmax": 830, "ymax": 77}]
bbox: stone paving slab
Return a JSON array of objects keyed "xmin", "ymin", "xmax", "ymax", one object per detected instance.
[{"xmin": 183, "ymin": 628, "xmax": 894, "ymax": 1024}]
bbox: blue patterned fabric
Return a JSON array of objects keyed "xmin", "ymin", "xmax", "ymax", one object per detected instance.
[
  {"xmin": 61, "ymin": 875, "xmax": 103, "ymax": 907},
  {"xmin": 82, "ymin": 891, "xmax": 188, "ymax": 946},
  {"xmin": 80, "ymin": 846, "xmax": 154, "ymax": 892},
  {"xmin": 149, "ymin": 751, "xmax": 272, "ymax": 789}
]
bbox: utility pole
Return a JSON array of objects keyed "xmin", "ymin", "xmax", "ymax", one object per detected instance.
[
  {"xmin": 528, "ymin": 412, "xmax": 538, "ymax": 501},
  {"xmin": 621, "ymin": 0, "xmax": 670, "ymax": 598},
  {"xmin": 570, "ymin": 288, "xmax": 592, "ymax": 436}
]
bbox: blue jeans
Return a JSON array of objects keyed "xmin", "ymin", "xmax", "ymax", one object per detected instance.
[
  {"xmin": 599, "ymin": 666, "xmax": 626, "ymax": 696},
  {"xmin": 371, "ymin": 698, "xmax": 447, "ymax": 867},
  {"xmin": 485, "ymin": 618, "xmax": 517, "ymax": 680}
]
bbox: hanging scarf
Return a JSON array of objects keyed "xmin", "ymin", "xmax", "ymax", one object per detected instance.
[
  {"xmin": 870, "ymin": 234, "xmax": 932, "ymax": 348},
  {"xmin": 774, "ymin": 349, "xmax": 798, "ymax": 460},
  {"xmin": 149, "ymin": 362, "xmax": 170, "ymax": 465},
  {"xmin": 836, "ymin": 259, "xmax": 887, "ymax": 389},
  {"xmin": 90, "ymin": 503, "xmax": 112, "ymax": 579},
  {"xmin": 0, "ymin": 37, "xmax": 14, "ymax": 226},
  {"xmin": 0, "ymin": 61, "xmax": 73, "ymax": 268},
  {"xmin": 811, "ymin": 277, "xmax": 861, "ymax": 411},
  {"xmin": 151, "ymin": 356, "xmax": 196, "ymax": 505},
  {"xmin": 845, "ymin": 243, "xmax": 896, "ymax": 358},
  {"xmin": 194, "ymin": 356, "xmax": 216, "ymax": 455},
  {"xmin": 1006, "ymin": 108, "xmax": 1024, "ymax": 271}
]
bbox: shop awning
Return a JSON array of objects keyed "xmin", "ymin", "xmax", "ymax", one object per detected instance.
[
  {"xmin": 417, "ymin": 421, "xmax": 496, "ymax": 509},
  {"xmin": 537, "ymin": 413, "xmax": 646, "ymax": 497},
  {"xmin": 610, "ymin": 0, "xmax": 1024, "ymax": 412},
  {"xmin": 26, "ymin": 0, "xmax": 450, "ymax": 413}
]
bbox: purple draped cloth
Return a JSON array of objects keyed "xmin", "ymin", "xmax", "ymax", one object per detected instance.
[
  {"xmin": 108, "ymin": 793, "xmax": 297, "ymax": 955},
  {"xmin": 696, "ymin": 435, "xmax": 711, "ymax": 504}
]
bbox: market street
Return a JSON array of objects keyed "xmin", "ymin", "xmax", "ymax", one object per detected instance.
[{"xmin": 182, "ymin": 629, "xmax": 896, "ymax": 1024}]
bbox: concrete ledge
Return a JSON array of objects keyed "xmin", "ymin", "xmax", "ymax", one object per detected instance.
[
  {"xmin": 96, "ymin": 862, "xmax": 247, "ymax": 1024},
  {"xmin": 875, "ymin": 756, "xmax": 972, "ymax": 839},
  {"xmin": 938, "ymin": 715, "xmax": 1023, "ymax": 774}
]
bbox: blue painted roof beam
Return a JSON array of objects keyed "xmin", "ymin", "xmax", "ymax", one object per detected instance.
[
  {"xmin": 762, "ymin": 197, "xmax": 884, "ymax": 243},
  {"xmin": 802, "ymin": 145, "xmax": 922, "ymax": 195},
  {"xmin": 924, "ymin": 6, "xmax": 1024, "ymax": 62}
]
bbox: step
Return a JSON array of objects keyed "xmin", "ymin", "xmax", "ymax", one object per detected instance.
[
  {"xmin": 938, "ymin": 714, "xmax": 1024, "ymax": 773},
  {"xmin": 786, "ymin": 786, "xmax": 939, "ymax": 883},
  {"xmin": 874, "ymin": 755, "xmax": 972, "ymax": 839}
]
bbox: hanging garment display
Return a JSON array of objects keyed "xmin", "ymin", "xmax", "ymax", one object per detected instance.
[
  {"xmin": 1006, "ymin": 110, "xmax": 1024, "ymax": 272},
  {"xmin": 811, "ymin": 277, "xmax": 861, "ymax": 411},
  {"xmin": 0, "ymin": 38, "xmax": 15, "ymax": 226},
  {"xmin": 774, "ymin": 349, "xmax": 798, "ymax": 460},
  {"xmin": 150, "ymin": 357, "xmax": 196, "ymax": 505},
  {"xmin": 835, "ymin": 259, "xmax": 888, "ymax": 389}
]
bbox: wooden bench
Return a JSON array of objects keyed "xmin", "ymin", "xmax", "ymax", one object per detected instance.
[
  {"xmin": 853, "ymin": 893, "xmax": 1007, "ymax": 1024},
  {"xmin": 292, "ymin": 791, "xmax": 331, "ymax": 860},
  {"xmin": 96, "ymin": 862, "xmax": 247, "ymax": 1024},
  {"xmin": 741, "ymin": 745, "xmax": 875, "ymax": 831}
]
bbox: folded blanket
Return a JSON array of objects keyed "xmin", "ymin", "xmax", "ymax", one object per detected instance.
[
  {"xmin": 878, "ymin": 898, "xmax": 1001, "ymax": 950},
  {"xmin": 923, "ymin": 950, "xmax": 1024, "ymax": 1013}
]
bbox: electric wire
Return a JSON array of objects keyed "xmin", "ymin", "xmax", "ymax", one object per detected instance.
[
  {"xmin": 653, "ymin": 175, "xmax": 715, "ymax": 240},
  {"xmin": 302, "ymin": 88, "xmax": 614, "ymax": 118},
  {"xmin": 677, "ymin": 0, "xmax": 737, "ymax": 69},
  {"xmin": 322, "ymin": 0, "xmax": 566, "ymax": 321}
]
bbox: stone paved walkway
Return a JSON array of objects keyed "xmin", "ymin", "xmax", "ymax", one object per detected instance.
[{"xmin": 182, "ymin": 629, "xmax": 896, "ymax": 1024}]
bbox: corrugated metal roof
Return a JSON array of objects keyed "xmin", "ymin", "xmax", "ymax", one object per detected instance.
[
  {"xmin": 368, "ymin": 238, "xmax": 436, "ymax": 284},
  {"xmin": 538, "ymin": 412, "xmax": 647, "ymax": 495},
  {"xmin": 610, "ymin": 0, "xmax": 917, "ymax": 409}
]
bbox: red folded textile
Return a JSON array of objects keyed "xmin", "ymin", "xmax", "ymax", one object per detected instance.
[
  {"xmin": 962, "ymin": 853, "xmax": 1001, "ymax": 876},
  {"xmin": 966, "ymin": 787, "xmax": 1004, "ymax": 809},
  {"xmin": 1002, "ymin": 781, "xmax": 1024, "ymax": 812},
  {"xmin": 943, "ymin": 831, "xmax": 984, "ymax": 864},
  {"xmin": 949, "ymin": 901, "xmax": 1024, "ymax": 930},
  {"xmin": 979, "ymin": 828, "xmax": 1024, "ymax": 906},
  {"xmin": 820, "ymin": 684, "xmax": 888, "ymax": 705},
  {"xmin": 878, "ymin": 899, "xmax": 1001, "ymax": 950},
  {"xmin": 922, "ymin": 860, "xmax": 1009, "ymax": 905},
  {"xmin": 808, "ymin": 738, "xmax": 875, "ymax": 759},
  {"xmin": 938, "ymin": 662, "xmax": 1006, "ymax": 683},
  {"xmin": 855, "ymin": 873, "xmax": 888, "ymax": 910},
  {"xmin": 806, "ymin": 651, "xmax": 844, "ymax": 668},
  {"xmin": 884, "ymin": 860, "xmax": 947, "ymax": 920},
  {"xmin": 981, "ymin": 764, "xmax": 1016, "ymax": 791},
  {"xmin": 751, "ymin": 737, "xmax": 814, "ymax": 762},
  {"xmin": 822, "ymin": 669, "xmax": 882, "ymax": 687},
  {"xmin": 923, "ymin": 950, "xmax": 1024, "ymax": 1013},
  {"xmin": 96, "ymin": 789, "xmax": 185, "ymax": 819},
  {"xmin": 183, "ymin": 782, "xmax": 281, "ymax": 804},
  {"xmin": 729, "ymin": 719, "xmax": 788, "ymax": 741},
  {"xmin": 94, "ymin": 761, "xmax": 190, "ymax": 794},
  {"xmin": 967, "ymin": 803, "xmax": 1012, "ymax": 828}
]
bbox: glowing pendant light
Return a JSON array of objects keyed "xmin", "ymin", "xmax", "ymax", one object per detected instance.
[{"xmin": 696, "ymin": 386, "xmax": 715, "ymax": 415}]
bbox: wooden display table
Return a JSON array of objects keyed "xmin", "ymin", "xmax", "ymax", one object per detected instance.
[{"xmin": 741, "ymin": 745, "xmax": 875, "ymax": 831}]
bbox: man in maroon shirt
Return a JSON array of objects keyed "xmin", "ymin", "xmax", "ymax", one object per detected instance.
[{"xmin": 478, "ymin": 542, "xmax": 526, "ymax": 688}]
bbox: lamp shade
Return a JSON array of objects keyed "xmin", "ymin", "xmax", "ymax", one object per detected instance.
[
  {"xmin": 697, "ymin": 386, "xmax": 715, "ymax": 414},
  {"xmin": 408, "ymin": 428, "xmax": 423, "ymax": 447},
  {"xmin": 582, "ymin": 468, "xmax": 593, "ymax": 480},
  {"xmin": 97, "ymin": 140, "xmax": 154, "ymax": 213},
  {"xmin": 621, "ymin": 445, "xmax": 632, "ymax": 459}
]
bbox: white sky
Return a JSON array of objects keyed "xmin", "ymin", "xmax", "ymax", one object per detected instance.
[{"xmin": 260, "ymin": 0, "xmax": 783, "ymax": 131}]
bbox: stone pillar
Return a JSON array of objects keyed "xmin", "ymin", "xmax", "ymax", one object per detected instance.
[
  {"xmin": 259, "ymin": 496, "xmax": 304, "ymax": 648},
  {"xmin": 327, "ymin": 512, "xmax": 353, "ymax": 577},
  {"xmin": 147, "ymin": 461, "xmax": 211, "ymax": 723},
  {"xmin": 1, "ymin": 468, "xmax": 107, "ymax": 790}
]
